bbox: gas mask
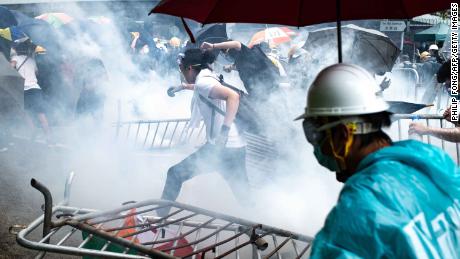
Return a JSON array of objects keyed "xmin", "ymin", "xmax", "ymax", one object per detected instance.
[
  {"xmin": 313, "ymin": 140, "xmax": 340, "ymax": 172},
  {"xmin": 303, "ymin": 119, "xmax": 340, "ymax": 172}
]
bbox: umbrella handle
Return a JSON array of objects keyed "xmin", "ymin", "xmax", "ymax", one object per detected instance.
[{"xmin": 181, "ymin": 17, "xmax": 195, "ymax": 43}]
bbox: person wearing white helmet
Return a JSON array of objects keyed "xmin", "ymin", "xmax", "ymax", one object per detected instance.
[
  {"xmin": 428, "ymin": 43, "xmax": 444, "ymax": 64},
  {"xmin": 429, "ymin": 44, "xmax": 439, "ymax": 51},
  {"xmin": 297, "ymin": 63, "xmax": 460, "ymax": 258}
]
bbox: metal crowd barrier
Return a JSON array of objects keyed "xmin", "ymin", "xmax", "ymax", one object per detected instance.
[
  {"xmin": 391, "ymin": 114, "xmax": 460, "ymax": 165},
  {"xmin": 114, "ymin": 119, "xmax": 279, "ymax": 185},
  {"xmin": 115, "ymin": 119, "xmax": 206, "ymax": 149},
  {"xmin": 15, "ymin": 177, "xmax": 312, "ymax": 259},
  {"xmin": 114, "ymin": 115, "xmax": 460, "ymax": 166}
]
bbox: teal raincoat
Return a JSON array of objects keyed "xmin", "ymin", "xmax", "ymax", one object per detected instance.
[{"xmin": 311, "ymin": 140, "xmax": 460, "ymax": 258}]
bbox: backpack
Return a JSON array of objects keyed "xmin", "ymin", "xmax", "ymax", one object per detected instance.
[{"xmin": 199, "ymin": 74, "xmax": 264, "ymax": 136}]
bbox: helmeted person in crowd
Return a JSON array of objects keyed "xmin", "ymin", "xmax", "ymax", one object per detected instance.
[
  {"xmin": 428, "ymin": 44, "xmax": 444, "ymax": 64},
  {"xmin": 297, "ymin": 63, "xmax": 460, "ymax": 257},
  {"xmin": 419, "ymin": 51, "xmax": 431, "ymax": 62},
  {"xmin": 158, "ymin": 49, "xmax": 251, "ymax": 216},
  {"xmin": 397, "ymin": 54, "xmax": 416, "ymax": 69},
  {"xmin": 200, "ymin": 40, "xmax": 280, "ymax": 103},
  {"xmin": 166, "ymin": 36, "xmax": 182, "ymax": 71},
  {"xmin": 10, "ymin": 40, "xmax": 51, "ymax": 141},
  {"xmin": 417, "ymin": 50, "xmax": 441, "ymax": 87},
  {"xmin": 169, "ymin": 37, "xmax": 181, "ymax": 49}
]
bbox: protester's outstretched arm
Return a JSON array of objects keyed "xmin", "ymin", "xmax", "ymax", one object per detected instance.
[
  {"xmin": 201, "ymin": 41, "xmax": 241, "ymax": 51},
  {"xmin": 208, "ymin": 84, "xmax": 239, "ymax": 127},
  {"xmin": 409, "ymin": 123, "xmax": 460, "ymax": 143}
]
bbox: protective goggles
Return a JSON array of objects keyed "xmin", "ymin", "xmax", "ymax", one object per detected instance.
[
  {"xmin": 302, "ymin": 119, "xmax": 327, "ymax": 146},
  {"xmin": 302, "ymin": 117, "xmax": 381, "ymax": 146}
]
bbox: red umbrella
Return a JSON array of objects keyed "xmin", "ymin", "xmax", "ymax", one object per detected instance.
[{"xmin": 151, "ymin": 0, "xmax": 451, "ymax": 62}]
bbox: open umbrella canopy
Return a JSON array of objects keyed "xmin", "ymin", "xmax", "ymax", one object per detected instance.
[
  {"xmin": 151, "ymin": 0, "xmax": 450, "ymax": 62},
  {"xmin": 414, "ymin": 23, "xmax": 449, "ymax": 42},
  {"xmin": 0, "ymin": 6, "xmax": 17, "ymax": 28},
  {"xmin": 304, "ymin": 24, "xmax": 400, "ymax": 75},
  {"xmin": 0, "ymin": 6, "xmax": 18, "ymax": 59},
  {"xmin": 16, "ymin": 21, "xmax": 60, "ymax": 50},
  {"xmin": 387, "ymin": 101, "xmax": 432, "ymax": 114},
  {"xmin": 195, "ymin": 23, "xmax": 227, "ymax": 44},
  {"xmin": 151, "ymin": 0, "xmax": 450, "ymax": 27},
  {"xmin": 0, "ymin": 53, "xmax": 24, "ymax": 118},
  {"xmin": 248, "ymin": 27, "xmax": 296, "ymax": 48},
  {"xmin": 0, "ymin": 10, "xmax": 60, "ymax": 50},
  {"xmin": 36, "ymin": 13, "xmax": 74, "ymax": 28},
  {"xmin": 185, "ymin": 23, "xmax": 228, "ymax": 58}
]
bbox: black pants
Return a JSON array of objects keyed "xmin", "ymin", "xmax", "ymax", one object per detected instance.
[{"xmin": 160, "ymin": 143, "xmax": 250, "ymax": 206}]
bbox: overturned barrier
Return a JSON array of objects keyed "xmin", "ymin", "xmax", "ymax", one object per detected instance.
[{"xmin": 16, "ymin": 177, "xmax": 313, "ymax": 259}]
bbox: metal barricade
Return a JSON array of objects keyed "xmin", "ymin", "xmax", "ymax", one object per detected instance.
[
  {"xmin": 114, "ymin": 119, "xmax": 279, "ymax": 186},
  {"xmin": 115, "ymin": 119, "xmax": 206, "ymax": 149},
  {"xmin": 391, "ymin": 114, "xmax": 460, "ymax": 165},
  {"xmin": 16, "ymin": 178, "xmax": 313, "ymax": 259}
]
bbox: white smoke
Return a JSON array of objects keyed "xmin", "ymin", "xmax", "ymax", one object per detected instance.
[{"xmin": 7, "ymin": 4, "xmax": 446, "ymax": 243}]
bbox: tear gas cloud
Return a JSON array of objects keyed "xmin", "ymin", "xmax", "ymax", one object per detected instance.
[{"xmin": 11, "ymin": 3, "xmax": 437, "ymax": 239}]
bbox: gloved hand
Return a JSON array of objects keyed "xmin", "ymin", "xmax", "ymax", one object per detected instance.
[
  {"xmin": 379, "ymin": 77, "xmax": 391, "ymax": 91},
  {"xmin": 167, "ymin": 85, "xmax": 184, "ymax": 97},
  {"xmin": 215, "ymin": 125, "xmax": 230, "ymax": 147}
]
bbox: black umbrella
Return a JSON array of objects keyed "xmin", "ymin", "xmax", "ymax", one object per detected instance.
[
  {"xmin": 0, "ymin": 6, "xmax": 17, "ymax": 28},
  {"xmin": 17, "ymin": 20, "xmax": 60, "ymax": 50},
  {"xmin": 10, "ymin": 10, "xmax": 35, "ymax": 26},
  {"xmin": 195, "ymin": 23, "xmax": 227, "ymax": 44},
  {"xmin": 0, "ymin": 6, "xmax": 17, "ymax": 59},
  {"xmin": 5, "ymin": 10, "xmax": 60, "ymax": 50},
  {"xmin": 185, "ymin": 23, "xmax": 228, "ymax": 61},
  {"xmin": 151, "ymin": 0, "xmax": 451, "ymax": 64},
  {"xmin": 0, "ymin": 53, "xmax": 24, "ymax": 120},
  {"xmin": 304, "ymin": 24, "xmax": 400, "ymax": 75},
  {"xmin": 387, "ymin": 101, "xmax": 433, "ymax": 114}
]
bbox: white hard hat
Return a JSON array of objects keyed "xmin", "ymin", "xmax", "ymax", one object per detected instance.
[
  {"xmin": 429, "ymin": 44, "xmax": 439, "ymax": 51},
  {"xmin": 296, "ymin": 63, "xmax": 389, "ymax": 119}
]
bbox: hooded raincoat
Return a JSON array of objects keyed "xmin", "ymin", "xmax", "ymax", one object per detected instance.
[{"xmin": 311, "ymin": 140, "xmax": 460, "ymax": 258}]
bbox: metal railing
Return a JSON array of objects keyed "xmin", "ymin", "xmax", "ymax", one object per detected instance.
[
  {"xmin": 114, "ymin": 114, "xmax": 460, "ymax": 166},
  {"xmin": 391, "ymin": 114, "xmax": 460, "ymax": 165},
  {"xmin": 16, "ymin": 179, "xmax": 312, "ymax": 259},
  {"xmin": 115, "ymin": 119, "xmax": 206, "ymax": 149},
  {"xmin": 114, "ymin": 119, "xmax": 279, "ymax": 185}
]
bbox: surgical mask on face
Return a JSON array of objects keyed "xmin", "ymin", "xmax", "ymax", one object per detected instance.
[{"xmin": 313, "ymin": 143, "xmax": 339, "ymax": 172}]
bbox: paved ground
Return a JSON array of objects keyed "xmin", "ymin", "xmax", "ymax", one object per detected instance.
[
  {"xmin": 0, "ymin": 136, "xmax": 74, "ymax": 258},
  {"xmin": 0, "ymin": 129, "xmax": 341, "ymax": 258}
]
